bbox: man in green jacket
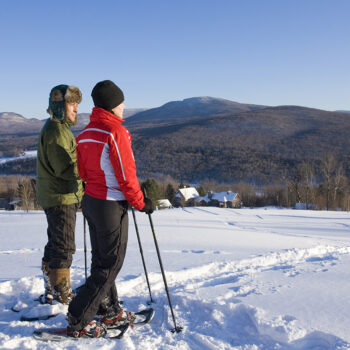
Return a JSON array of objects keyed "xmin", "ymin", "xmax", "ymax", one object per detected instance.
[{"xmin": 36, "ymin": 84, "xmax": 83, "ymax": 304}]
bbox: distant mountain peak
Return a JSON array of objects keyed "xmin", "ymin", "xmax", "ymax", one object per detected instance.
[
  {"xmin": 0, "ymin": 112, "xmax": 28, "ymax": 124},
  {"xmin": 125, "ymin": 96, "xmax": 268, "ymax": 125},
  {"xmin": 165, "ymin": 96, "xmax": 237, "ymax": 105},
  {"xmin": 182, "ymin": 96, "xmax": 228, "ymax": 102},
  {"xmin": 0, "ymin": 112, "xmax": 25, "ymax": 119}
]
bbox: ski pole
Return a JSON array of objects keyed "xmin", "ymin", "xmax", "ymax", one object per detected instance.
[
  {"xmin": 147, "ymin": 212, "xmax": 182, "ymax": 333},
  {"xmin": 83, "ymin": 215, "xmax": 88, "ymax": 282},
  {"xmin": 131, "ymin": 207, "xmax": 154, "ymax": 304}
]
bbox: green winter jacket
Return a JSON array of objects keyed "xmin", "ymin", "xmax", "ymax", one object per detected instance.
[{"xmin": 36, "ymin": 118, "xmax": 83, "ymax": 208}]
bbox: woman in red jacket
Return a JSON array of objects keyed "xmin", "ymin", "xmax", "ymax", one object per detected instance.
[{"xmin": 67, "ymin": 80, "xmax": 154, "ymax": 338}]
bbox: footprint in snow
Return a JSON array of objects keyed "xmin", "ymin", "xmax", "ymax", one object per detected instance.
[{"xmin": 191, "ymin": 250, "xmax": 205, "ymax": 254}]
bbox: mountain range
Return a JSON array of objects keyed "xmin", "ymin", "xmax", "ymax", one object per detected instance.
[
  {"xmin": 1, "ymin": 98, "xmax": 350, "ymax": 183},
  {"xmin": 124, "ymin": 97, "xmax": 267, "ymax": 127},
  {"xmin": 0, "ymin": 108, "xmax": 147, "ymax": 135},
  {"xmin": 124, "ymin": 100, "xmax": 350, "ymax": 183}
]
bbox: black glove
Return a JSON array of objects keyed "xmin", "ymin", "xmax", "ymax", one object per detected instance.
[{"xmin": 140, "ymin": 197, "xmax": 155, "ymax": 214}]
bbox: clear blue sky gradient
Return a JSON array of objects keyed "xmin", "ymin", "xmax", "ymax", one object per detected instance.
[{"xmin": 0, "ymin": 0, "xmax": 349, "ymax": 118}]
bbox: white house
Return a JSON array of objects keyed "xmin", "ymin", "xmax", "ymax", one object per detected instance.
[
  {"xmin": 174, "ymin": 187, "xmax": 199, "ymax": 207},
  {"xmin": 210, "ymin": 191, "xmax": 241, "ymax": 208},
  {"xmin": 157, "ymin": 199, "xmax": 173, "ymax": 209}
]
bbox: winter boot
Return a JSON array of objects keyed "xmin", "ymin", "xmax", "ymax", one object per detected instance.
[
  {"xmin": 101, "ymin": 309, "xmax": 136, "ymax": 329},
  {"xmin": 96, "ymin": 293, "xmax": 115, "ymax": 317},
  {"xmin": 50, "ymin": 268, "xmax": 74, "ymax": 305},
  {"xmin": 66, "ymin": 320, "xmax": 107, "ymax": 338},
  {"xmin": 96, "ymin": 289, "xmax": 121, "ymax": 318},
  {"xmin": 39, "ymin": 261, "xmax": 53, "ymax": 304}
]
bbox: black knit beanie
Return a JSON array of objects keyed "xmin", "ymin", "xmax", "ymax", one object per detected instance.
[{"xmin": 91, "ymin": 80, "xmax": 124, "ymax": 111}]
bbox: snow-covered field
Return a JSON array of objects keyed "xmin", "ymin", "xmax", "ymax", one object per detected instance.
[{"xmin": 0, "ymin": 207, "xmax": 350, "ymax": 349}]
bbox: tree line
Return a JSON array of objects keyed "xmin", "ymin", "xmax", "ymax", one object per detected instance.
[{"xmin": 0, "ymin": 153, "xmax": 349, "ymax": 211}]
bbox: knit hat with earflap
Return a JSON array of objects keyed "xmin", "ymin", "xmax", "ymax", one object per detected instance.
[
  {"xmin": 91, "ymin": 80, "xmax": 124, "ymax": 112},
  {"xmin": 47, "ymin": 85, "xmax": 82, "ymax": 121}
]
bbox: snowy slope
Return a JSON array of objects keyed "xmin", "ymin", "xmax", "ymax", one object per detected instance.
[
  {"xmin": 0, "ymin": 150, "xmax": 37, "ymax": 164},
  {"xmin": 0, "ymin": 207, "xmax": 350, "ymax": 349}
]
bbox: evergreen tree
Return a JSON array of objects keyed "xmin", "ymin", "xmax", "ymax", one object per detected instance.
[
  {"xmin": 141, "ymin": 178, "xmax": 162, "ymax": 203},
  {"xmin": 165, "ymin": 183, "xmax": 176, "ymax": 204},
  {"xmin": 179, "ymin": 182, "xmax": 190, "ymax": 189},
  {"xmin": 196, "ymin": 186, "xmax": 206, "ymax": 197}
]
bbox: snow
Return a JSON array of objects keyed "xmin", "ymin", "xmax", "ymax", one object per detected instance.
[
  {"xmin": 0, "ymin": 207, "xmax": 350, "ymax": 349},
  {"xmin": 0, "ymin": 150, "xmax": 37, "ymax": 164}
]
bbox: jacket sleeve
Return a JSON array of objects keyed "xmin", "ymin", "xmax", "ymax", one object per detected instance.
[
  {"xmin": 46, "ymin": 134, "xmax": 80, "ymax": 182},
  {"xmin": 108, "ymin": 126, "xmax": 145, "ymax": 210}
]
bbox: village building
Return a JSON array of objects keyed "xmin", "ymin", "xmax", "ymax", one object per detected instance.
[
  {"xmin": 0, "ymin": 197, "xmax": 21, "ymax": 210},
  {"xmin": 194, "ymin": 192, "xmax": 211, "ymax": 206},
  {"xmin": 0, "ymin": 198, "xmax": 8, "ymax": 210},
  {"xmin": 8, "ymin": 198, "xmax": 21, "ymax": 210},
  {"xmin": 157, "ymin": 199, "xmax": 173, "ymax": 209},
  {"xmin": 174, "ymin": 187, "xmax": 199, "ymax": 207},
  {"xmin": 210, "ymin": 191, "xmax": 242, "ymax": 208},
  {"xmin": 195, "ymin": 191, "xmax": 242, "ymax": 208},
  {"xmin": 174, "ymin": 187, "xmax": 242, "ymax": 208}
]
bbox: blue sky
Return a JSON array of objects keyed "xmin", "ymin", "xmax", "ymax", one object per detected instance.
[{"xmin": 0, "ymin": 0, "xmax": 349, "ymax": 118}]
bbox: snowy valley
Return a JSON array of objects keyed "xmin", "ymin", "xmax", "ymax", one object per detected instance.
[{"xmin": 0, "ymin": 207, "xmax": 350, "ymax": 349}]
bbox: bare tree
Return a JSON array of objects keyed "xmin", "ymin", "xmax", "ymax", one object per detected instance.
[
  {"xmin": 321, "ymin": 153, "xmax": 338, "ymax": 210},
  {"xmin": 17, "ymin": 177, "xmax": 35, "ymax": 212},
  {"xmin": 288, "ymin": 167, "xmax": 302, "ymax": 206},
  {"xmin": 346, "ymin": 192, "xmax": 350, "ymax": 212},
  {"xmin": 299, "ymin": 161, "xmax": 317, "ymax": 209},
  {"xmin": 280, "ymin": 169, "xmax": 294, "ymax": 208},
  {"xmin": 332, "ymin": 165, "xmax": 347, "ymax": 208}
]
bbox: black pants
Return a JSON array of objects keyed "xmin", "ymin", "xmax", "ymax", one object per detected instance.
[
  {"xmin": 68, "ymin": 194, "xmax": 129, "ymax": 331},
  {"xmin": 43, "ymin": 204, "xmax": 78, "ymax": 269}
]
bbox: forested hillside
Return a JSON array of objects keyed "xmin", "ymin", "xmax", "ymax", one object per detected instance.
[
  {"xmin": 126, "ymin": 104, "xmax": 350, "ymax": 183},
  {"xmin": 1, "ymin": 98, "xmax": 350, "ymax": 185}
]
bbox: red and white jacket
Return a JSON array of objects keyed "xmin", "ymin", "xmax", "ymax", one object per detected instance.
[{"xmin": 76, "ymin": 107, "xmax": 145, "ymax": 211}]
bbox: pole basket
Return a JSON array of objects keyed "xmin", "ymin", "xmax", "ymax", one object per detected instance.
[{"xmin": 171, "ymin": 326, "xmax": 183, "ymax": 333}]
